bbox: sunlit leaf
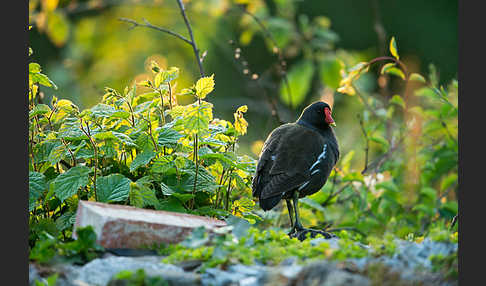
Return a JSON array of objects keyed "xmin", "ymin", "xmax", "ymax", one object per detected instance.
[
  {"xmin": 389, "ymin": 37, "xmax": 399, "ymax": 60},
  {"xmin": 195, "ymin": 74, "xmax": 215, "ymax": 99},
  {"xmin": 384, "ymin": 67, "xmax": 406, "ymax": 80},
  {"xmin": 409, "ymin": 73, "xmax": 426, "ymax": 83},
  {"xmin": 389, "ymin": 95, "xmax": 405, "ymax": 108}
]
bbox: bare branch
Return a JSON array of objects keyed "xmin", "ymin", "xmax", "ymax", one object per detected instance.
[
  {"xmin": 118, "ymin": 17, "xmax": 193, "ymax": 46},
  {"xmin": 175, "ymin": 0, "xmax": 205, "ymax": 77}
]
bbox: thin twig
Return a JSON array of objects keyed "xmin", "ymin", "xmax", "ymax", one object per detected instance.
[
  {"xmin": 175, "ymin": 0, "xmax": 205, "ymax": 77},
  {"xmin": 367, "ymin": 56, "xmax": 409, "ymax": 79},
  {"xmin": 61, "ymin": 139, "xmax": 76, "ymax": 167},
  {"xmin": 118, "ymin": 17, "xmax": 193, "ymax": 46},
  {"xmin": 321, "ymin": 182, "xmax": 351, "ymax": 207},
  {"xmin": 363, "ymin": 133, "xmax": 406, "ymax": 175}
]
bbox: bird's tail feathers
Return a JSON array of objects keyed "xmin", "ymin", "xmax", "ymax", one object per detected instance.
[{"xmin": 259, "ymin": 194, "xmax": 283, "ymax": 211}]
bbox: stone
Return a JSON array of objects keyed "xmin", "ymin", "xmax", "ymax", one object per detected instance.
[
  {"xmin": 62, "ymin": 255, "xmax": 200, "ymax": 286},
  {"xmin": 293, "ymin": 261, "xmax": 370, "ymax": 286},
  {"xmin": 73, "ymin": 200, "xmax": 226, "ymax": 249}
]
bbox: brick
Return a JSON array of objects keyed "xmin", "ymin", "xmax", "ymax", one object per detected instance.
[{"xmin": 73, "ymin": 200, "xmax": 226, "ymax": 249}]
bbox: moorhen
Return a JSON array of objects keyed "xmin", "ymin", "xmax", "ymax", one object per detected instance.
[{"xmin": 252, "ymin": 101, "xmax": 339, "ymax": 239}]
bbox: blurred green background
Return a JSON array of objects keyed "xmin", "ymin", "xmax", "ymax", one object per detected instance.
[{"xmin": 29, "ymin": 0, "xmax": 457, "ymax": 164}]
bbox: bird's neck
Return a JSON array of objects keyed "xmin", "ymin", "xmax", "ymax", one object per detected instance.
[{"xmin": 296, "ymin": 120, "xmax": 334, "ymax": 138}]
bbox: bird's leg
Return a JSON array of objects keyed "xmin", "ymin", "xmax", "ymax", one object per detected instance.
[
  {"xmin": 291, "ymin": 191, "xmax": 334, "ymax": 241},
  {"xmin": 292, "ymin": 191, "xmax": 304, "ymax": 231},
  {"xmin": 286, "ymin": 199, "xmax": 295, "ymax": 235}
]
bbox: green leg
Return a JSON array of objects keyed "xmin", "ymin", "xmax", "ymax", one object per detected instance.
[
  {"xmin": 291, "ymin": 191, "xmax": 334, "ymax": 240},
  {"xmin": 286, "ymin": 199, "xmax": 295, "ymax": 235},
  {"xmin": 293, "ymin": 191, "xmax": 304, "ymax": 230}
]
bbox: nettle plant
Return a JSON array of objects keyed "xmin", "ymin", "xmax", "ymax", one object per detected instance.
[{"xmin": 29, "ymin": 50, "xmax": 259, "ymax": 245}]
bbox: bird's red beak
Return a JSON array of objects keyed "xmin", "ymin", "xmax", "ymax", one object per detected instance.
[{"xmin": 324, "ymin": 107, "xmax": 336, "ymax": 126}]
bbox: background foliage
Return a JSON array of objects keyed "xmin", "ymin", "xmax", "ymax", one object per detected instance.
[{"xmin": 29, "ymin": 0, "xmax": 457, "ymax": 272}]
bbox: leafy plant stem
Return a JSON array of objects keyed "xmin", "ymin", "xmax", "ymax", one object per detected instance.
[
  {"xmin": 80, "ymin": 120, "xmax": 98, "ymax": 201},
  {"xmin": 61, "ymin": 138, "xmax": 76, "ymax": 167},
  {"xmin": 157, "ymin": 89, "xmax": 166, "ymax": 125},
  {"xmin": 168, "ymin": 82, "xmax": 173, "ymax": 110},
  {"xmin": 358, "ymin": 114, "xmax": 370, "ymax": 174}
]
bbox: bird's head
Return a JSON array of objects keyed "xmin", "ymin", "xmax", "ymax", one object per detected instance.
[{"xmin": 297, "ymin": 101, "xmax": 336, "ymax": 129}]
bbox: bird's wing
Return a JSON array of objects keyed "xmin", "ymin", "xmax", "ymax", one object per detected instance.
[{"xmin": 252, "ymin": 124, "xmax": 327, "ymax": 200}]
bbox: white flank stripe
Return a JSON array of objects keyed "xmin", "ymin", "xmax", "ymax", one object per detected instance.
[
  {"xmin": 311, "ymin": 169, "xmax": 320, "ymax": 175},
  {"xmin": 298, "ymin": 181, "xmax": 310, "ymax": 191},
  {"xmin": 310, "ymin": 144, "xmax": 327, "ymax": 171}
]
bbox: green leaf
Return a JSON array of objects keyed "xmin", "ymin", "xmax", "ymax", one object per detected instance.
[
  {"xmin": 29, "ymin": 104, "xmax": 51, "ymax": 119},
  {"xmin": 88, "ymin": 104, "xmax": 130, "ymax": 120},
  {"xmin": 420, "ymin": 187, "xmax": 437, "ymax": 201},
  {"xmin": 154, "ymin": 67, "xmax": 179, "ymax": 87},
  {"xmin": 319, "ymin": 57, "xmax": 343, "ymax": 90},
  {"xmin": 200, "ymin": 153, "xmax": 236, "ymax": 169},
  {"xmin": 183, "ymin": 101, "xmax": 213, "ymax": 134},
  {"xmin": 172, "ymin": 193, "xmax": 195, "ymax": 203},
  {"xmin": 279, "ymin": 60, "xmax": 314, "ymax": 107},
  {"xmin": 47, "ymin": 144, "xmax": 66, "ymax": 165},
  {"xmin": 30, "ymin": 73, "xmax": 58, "ymax": 89},
  {"xmin": 195, "ymin": 74, "xmax": 215, "ymax": 99},
  {"xmin": 97, "ymin": 174, "xmax": 131, "ymax": 203},
  {"xmin": 384, "ymin": 67, "xmax": 405, "ymax": 80},
  {"xmin": 56, "ymin": 211, "xmax": 77, "ymax": 231},
  {"xmin": 46, "ymin": 11, "xmax": 70, "ymax": 47},
  {"xmin": 53, "ymin": 166, "xmax": 90, "ymax": 202},
  {"xmin": 409, "ymin": 73, "xmax": 426, "ymax": 83},
  {"xmin": 160, "ymin": 182, "xmax": 175, "ymax": 195},
  {"xmin": 266, "ymin": 17, "xmax": 294, "ymax": 48},
  {"xmin": 157, "ymin": 197, "xmax": 186, "ymax": 213},
  {"xmin": 389, "ymin": 37, "xmax": 399, "ymax": 60},
  {"xmin": 29, "ymin": 171, "xmax": 47, "ymax": 211},
  {"xmin": 129, "ymin": 182, "xmax": 159, "ymax": 208},
  {"xmin": 389, "ymin": 95, "xmax": 406, "ymax": 108},
  {"xmin": 380, "ymin": 63, "xmax": 396, "ymax": 75},
  {"xmin": 441, "ymin": 173, "xmax": 458, "ymax": 191},
  {"xmin": 157, "ymin": 127, "xmax": 183, "ymax": 147},
  {"xmin": 129, "ymin": 150, "xmax": 156, "ymax": 171},
  {"xmin": 29, "ymin": 62, "xmax": 41, "ymax": 73},
  {"xmin": 370, "ymin": 135, "xmax": 390, "ymax": 150},
  {"xmin": 151, "ymin": 156, "xmax": 175, "ymax": 173}
]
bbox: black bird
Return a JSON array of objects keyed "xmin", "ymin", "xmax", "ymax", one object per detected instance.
[{"xmin": 252, "ymin": 101, "xmax": 339, "ymax": 238}]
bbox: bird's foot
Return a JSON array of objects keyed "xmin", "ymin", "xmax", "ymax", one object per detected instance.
[
  {"xmin": 287, "ymin": 226, "xmax": 297, "ymax": 236},
  {"xmin": 289, "ymin": 228, "xmax": 336, "ymax": 241}
]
